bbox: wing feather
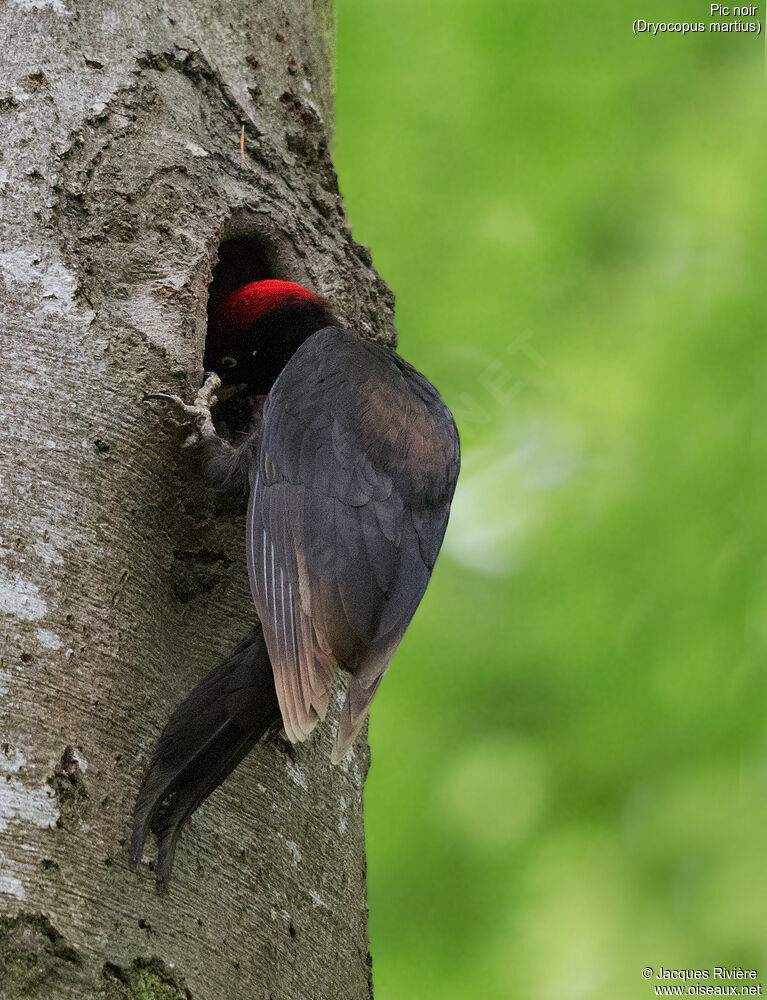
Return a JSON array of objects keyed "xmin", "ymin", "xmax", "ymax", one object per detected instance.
[{"xmin": 246, "ymin": 326, "xmax": 460, "ymax": 754}]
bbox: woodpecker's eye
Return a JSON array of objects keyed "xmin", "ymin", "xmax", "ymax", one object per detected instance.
[{"xmin": 220, "ymin": 356, "xmax": 238, "ymax": 369}]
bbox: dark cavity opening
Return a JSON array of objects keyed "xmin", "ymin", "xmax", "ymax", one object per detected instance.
[
  {"xmin": 205, "ymin": 229, "xmax": 306, "ymax": 441},
  {"xmin": 205, "ymin": 222, "xmax": 332, "ymax": 441},
  {"xmin": 207, "ymin": 234, "xmax": 276, "ymax": 318}
]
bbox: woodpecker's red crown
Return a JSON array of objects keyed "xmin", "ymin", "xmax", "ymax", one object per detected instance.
[
  {"xmin": 205, "ymin": 279, "xmax": 332, "ymax": 393},
  {"xmin": 214, "ymin": 279, "xmax": 318, "ymax": 332}
]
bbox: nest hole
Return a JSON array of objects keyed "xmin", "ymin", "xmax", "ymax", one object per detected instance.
[
  {"xmin": 204, "ymin": 227, "xmax": 326, "ymax": 441},
  {"xmin": 205, "ymin": 233, "xmax": 280, "ymax": 440},
  {"xmin": 207, "ymin": 234, "xmax": 276, "ymax": 317}
]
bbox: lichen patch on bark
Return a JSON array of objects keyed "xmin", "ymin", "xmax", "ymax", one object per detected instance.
[
  {"xmin": 0, "ymin": 571, "xmax": 49, "ymax": 623},
  {"xmin": 102, "ymin": 957, "xmax": 191, "ymax": 1000},
  {"xmin": 0, "ymin": 747, "xmax": 60, "ymax": 836},
  {"xmin": 0, "ymin": 912, "xmax": 83, "ymax": 996}
]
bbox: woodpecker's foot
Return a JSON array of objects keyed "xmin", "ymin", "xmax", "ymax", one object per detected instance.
[{"xmin": 144, "ymin": 372, "xmax": 222, "ymax": 448}]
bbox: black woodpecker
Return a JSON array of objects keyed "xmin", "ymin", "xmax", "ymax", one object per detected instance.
[{"xmin": 131, "ymin": 279, "xmax": 460, "ymax": 889}]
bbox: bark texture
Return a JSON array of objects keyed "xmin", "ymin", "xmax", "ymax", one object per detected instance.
[{"xmin": 0, "ymin": 0, "xmax": 394, "ymax": 996}]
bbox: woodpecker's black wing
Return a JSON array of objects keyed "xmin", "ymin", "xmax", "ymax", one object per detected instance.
[{"xmin": 247, "ymin": 326, "xmax": 460, "ymax": 761}]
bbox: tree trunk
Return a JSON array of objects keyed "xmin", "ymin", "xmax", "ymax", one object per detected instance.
[{"xmin": 0, "ymin": 0, "xmax": 393, "ymax": 996}]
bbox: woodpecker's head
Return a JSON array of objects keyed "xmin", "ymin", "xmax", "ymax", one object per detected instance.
[{"xmin": 205, "ymin": 279, "xmax": 335, "ymax": 393}]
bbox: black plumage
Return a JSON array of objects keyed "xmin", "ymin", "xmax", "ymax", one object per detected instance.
[
  {"xmin": 248, "ymin": 325, "xmax": 460, "ymax": 760},
  {"xmin": 132, "ymin": 280, "xmax": 459, "ymax": 888},
  {"xmin": 130, "ymin": 628, "xmax": 280, "ymax": 890}
]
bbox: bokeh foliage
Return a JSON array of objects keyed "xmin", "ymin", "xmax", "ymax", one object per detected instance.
[{"xmin": 335, "ymin": 2, "xmax": 765, "ymax": 998}]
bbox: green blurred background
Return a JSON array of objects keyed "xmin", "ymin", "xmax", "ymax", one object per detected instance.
[{"xmin": 334, "ymin": 2, "xmax": 766, "ymax": 998}]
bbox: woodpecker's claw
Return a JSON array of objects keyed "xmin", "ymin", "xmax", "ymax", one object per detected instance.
[
  {"xmin": 143, "ymin": 392, "xmax": 179, "ymax": 404},
  {"xmin": 143, "ymin": 373, "xmax": 222, "ymax": 447}
]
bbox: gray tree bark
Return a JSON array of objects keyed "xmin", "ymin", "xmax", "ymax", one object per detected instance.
[{"xmin": 0, "ymin": 0, "xmax": 394, "ymax": 996}]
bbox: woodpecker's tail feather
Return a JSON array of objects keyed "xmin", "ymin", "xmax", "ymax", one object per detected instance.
[
  {"xmin": 129, "ymin": 627, "xmax": 281, "ymax": 891},
  {"xmin": 331, "ymin": 673, "xmax": 383, "ymax": 764}
]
